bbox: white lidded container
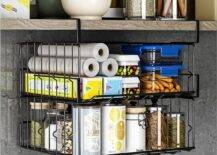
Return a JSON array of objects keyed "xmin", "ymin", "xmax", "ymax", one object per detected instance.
[
  {"xmin": 102, "ymin": 103, "xmax": 126, "ymax": 154},
  {"xmin": 110, "ymin": 54, "xmax": 140, "ymax": 76},
  {"xmin": 122, "ymin": 77, "xmax": 140, "ymax": 95},
  {"xmin": 73, "ymin": 106, "xmax": 101, "ymax": 155},
  {"xmin": 126, "ymin": 107, "xmax": 146, "ymax": 152}
]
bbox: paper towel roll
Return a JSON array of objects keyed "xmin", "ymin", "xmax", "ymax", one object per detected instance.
[
  {"xmin": 28, "ymin": 57, "xmax": 99, "ymax": 77},
  {"xmin": 98, "ymin": 58, "xmax": 118, "ymax": 77},
  {"xmin": 37, "ymin": 43, "xmax": 109, "ymax": 62}
]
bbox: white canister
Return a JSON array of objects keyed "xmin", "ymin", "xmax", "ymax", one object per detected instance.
[
  {"xmin": 73, "ymin": 106, "xmax": 101, "ymax": 155},
  {"xmin": 102, "ymin": 104, "xmax": 126, "ymax": 154},
  {"xmin": 126, "ymin": 113, "xmax": 146, "ymax": 152},
  {"xmin": 44, "ymin": 124, "xmax": 58, "ymax": 151}
]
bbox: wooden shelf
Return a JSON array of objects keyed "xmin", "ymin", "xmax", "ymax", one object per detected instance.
[{"xmin": 1, "ymin": 19, "xmax": 216, "ymax": 31}]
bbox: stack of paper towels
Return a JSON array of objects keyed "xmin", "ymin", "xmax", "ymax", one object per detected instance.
[{"xmin": 28, "ymin": 43, "xmax": 118, "ymax": 77}]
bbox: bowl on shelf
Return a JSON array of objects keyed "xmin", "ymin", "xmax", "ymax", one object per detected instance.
[
  {"xmin": 61, "ymin": 0, "xmax": 112, "ymax": 20},
  {"xmin": 38, "ymin": 0, "xmax": 68, "ymax": 18}
]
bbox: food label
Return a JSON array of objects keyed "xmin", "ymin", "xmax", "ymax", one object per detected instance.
[
  {"xmin": 82, "ymin": 78, "xmax": 102, "ymax": 100},
  {"xmin": 103, "ymin": 77, "xmax": 122, "ymax": 96},
  {"xmin": 102, "ymin": 106, "xmax": 126, "ymax": 154},
  {"xmin": 25, "ymin": 73, "xmax": 77, "ymax": 99}
]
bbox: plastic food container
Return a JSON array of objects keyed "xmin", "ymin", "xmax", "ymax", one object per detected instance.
[
  {"xmin": 122, "ymin": 44, "xmax": 184, "ymax": 65},
  {"xmin": 146, "ymin": 107, "xmax": 168, "ymax": 150},
  {"xmin": 140, "ymin": 65, "xmax": 182, "ymax": 93},
  {"xmin": 126, "ymin": 107, "xmax": 146, "ymax": 152},
  {"xmin": 167, "ymin": 113, "xmax": 186, "ymax": 148},
  {"xmin": 156, "ymin": 0, "xmax": 188, "ymax": 20},
  {"xmin": 122, "ymin": 77, "xmax": 140, "ymax": 95},
  {"xmin": 110, "ymin": 54, "xmax": 140, "ymax": 76}
]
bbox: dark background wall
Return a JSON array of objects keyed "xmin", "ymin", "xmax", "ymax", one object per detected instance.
[{"xmin": 0, "ymin": 30, "xmax": 216, "ymax": 155}]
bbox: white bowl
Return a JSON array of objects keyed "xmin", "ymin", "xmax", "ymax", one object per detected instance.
[{"xmin": 61, "ymin": 0, "xmax": 111, "ymax": 20}]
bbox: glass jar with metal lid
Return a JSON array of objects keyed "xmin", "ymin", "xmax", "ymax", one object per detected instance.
[{"xmin": 126, "ymin": 0, "xmax": 156, "ymax": 19}]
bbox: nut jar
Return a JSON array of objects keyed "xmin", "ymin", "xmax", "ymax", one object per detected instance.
[
  {"xmin": 122, "ymin": 77, "xmax": 140, "ymax": 95},
  {"xmin": 140, "ymin": 65, "xmax": 182, "ymax": 93},
  {"xmin": 146, "ymin": 107, "xmax": 168, "ymax": 150},
  {"xmin": 110, "ymin": 54, "xmax": 140, "ymax": 76}
]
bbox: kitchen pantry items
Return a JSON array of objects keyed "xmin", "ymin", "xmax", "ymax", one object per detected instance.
[
  {"xmin": 28, "ymin": 57, "xmax": 100, "ymax": 77},
  {"xmin": 103, "ymin": 77, "xmax": 122, "ymax": 96},
  {"xmin": 38, "ymin": 0, "xmax": 68, "ymax": 18},
  {"xmin": 126, "ymin": 107, "xmax": 146, "ymax": 152},
  {"xmin": 73, "ymin": 106, "xmax": 101, "ymax": 155},
  {"xmin": 126, "ymin": 0, "xmax": 156, "ymax": 19},
  {"xmin": 157, "ymin": 0, "xmax": 188, "ymax": 20},
  {"xmin": 103, "ymin": 0, "xmax": 124, "ymax": 18},
  {"xmin": 37, "ymin": 43, "xmax": 109, "ymax": 63},
  {"xmin": 98, "ymin": 58, "xmax": 119, "ymax": 77},
  {"xmin": 31, "ymin": 121, "xmax": 44, "ymax": 148},
  {"xmin": 122, "ymin": 44, "xmax": 184, "ymax": 65},
  {"xmin": 167, "ymin": 113, "xmax": 186, "ymax": 148},
  {"xmin": 102, "ymin": 104, "xmax": 126, "ymax": 154},
  {"xmin": 196, "ymin": 0, "xmax": 217, "ymax": 20},
  {"xmin": 57, "ymin": 116, "xmax": 73, "ymax": 154},
  {"xmin": 110, "ymin": 54, "xmax": 140, "ymax": 76},
  {"xmin": 140, "ymin": 65, "xmax": 182, "ymax": 93},
  {"xmin": 61, "ymin": 0, "xmax": 112, "ymax": 20},
  {"xmin": 146, "ymin": 107, "xmax": 168, "ymax": 150},
  {"xmin": 122, "ymin": 77, "xmax": 140, "ymax": 95}
]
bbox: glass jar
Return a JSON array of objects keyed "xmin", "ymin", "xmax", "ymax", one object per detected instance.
[
  {"xmin": 122, "ymin": 77, "xmax": 140, "ymax": 95},
  {"xmin": 110, "ymin": 54, "xmax": 140, "ymax": 76},
  {"xmin": 156, "ymin": 0, "xmax": 188, "ymax": 20},
  {"xmin": 44, "ymin": 110, "xmax": 63, "ymax": 151},
  {"xmin": 167, "ymin": 113, "xmax": 186, "ymax": 148},
  {"xmin": 57, "ymin": 115, "xmax": 72, "ymax": 154},
  {"xmin": 103, "ymin": 0, "xmax": 124, "ymax": 18},
  {"xmin": 126, "ymin": 0, "xmax": 156, "ymax": 19},
  {"xmin": 140, "ymin": 65, "xmax": 182, "ymax": 94},
  {"xmin": 146, "ymin": 107, "xmax": 168, "ymax": 150}
]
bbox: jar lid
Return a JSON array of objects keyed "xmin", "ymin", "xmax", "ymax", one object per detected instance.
[
  {"xmin": 167, "ymin": 113, "xmax": 185, "ymax": 117},
  {"xmin": 127, "ymin": 107, "xmax": 146, "ymax": 114},
  {"xmin": 122, "ymin": 77, "xmax": 140, "ymax": 84},
  {"xmin": 149, "ymin": 107, "xmax": 162, "ymax": 113},
  {"xmin": 54, "ymin": 103, "xmax": 68, "ymax": 110},
  {"xmin": 30, "ymin": 102, "xmax": 51, "ymax": 110},
  {"xmin": 110, "ymin": 54, "xmax": 140, "ymax": 63}
]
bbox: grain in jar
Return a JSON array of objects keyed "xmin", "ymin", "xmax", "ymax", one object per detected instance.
[
  {"xmin": 146, "ymin": 107, "xmax": 168, "ymax": 150},
  {"xmin": 167, "ymin": 113, "xmax": 186, "ymax": 148},
  {"xmin": 126, "ymin": 0, "xmax": 156, "ymax": 19}
]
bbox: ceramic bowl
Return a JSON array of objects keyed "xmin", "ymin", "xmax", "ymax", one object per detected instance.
[{"xmin": 61, "ymin": 0, "xmax": 112, "ymax": 20}]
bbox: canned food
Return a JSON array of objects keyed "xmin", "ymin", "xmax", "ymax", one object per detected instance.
[
  {"xmin": 102, "ymin": 104, "xmax": 126, "ymax": 154},
  {"xmin": 73, "ymin": 106, "xmax": 101, "ymax": 155}
]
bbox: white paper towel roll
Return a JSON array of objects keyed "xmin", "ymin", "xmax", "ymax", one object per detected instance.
[
  {"xmin": 98, "ymin": 58, "xmax": 118, "ymax": 77},
  {"xmin": 28, "ymin": 57, "xmax": 99, "ymax": 77},
  {"xmin": 37, "ymin": 43, "xmax": 109, "ymax": 62}
]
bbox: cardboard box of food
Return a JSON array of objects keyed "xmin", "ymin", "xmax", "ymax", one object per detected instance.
[
  {"xmin": 1, "ymin": 0, "xmax": 30, "ymax": 19},
  {"xmin": 24, "ymin": 73, "xmax": 78, "ymax": 99}
]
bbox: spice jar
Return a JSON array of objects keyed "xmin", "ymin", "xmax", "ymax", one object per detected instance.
[
  {"xmin": 57, "ymin": 115, "xmax": 72, "ymax": 154},
  {"xmin": 157, "ymin": 0, "xmax": 188, "ymax": 20},
  {"xmin": 44, "ymin": 110, "xmax": 62, "ymax": 151},
  {"xmin": 122, "ymin": 77, "xmax": 140, "ymax": 95},
  {"xmin": 126, "ymin": 107, "xmax": 146, "ymax": 152},
  {"xmin": 146, "ymin": 107, "xmax": 168, "ymax": 150},
  {"xmin": 126, "ymin": 0, "xmax": 156, "ymax": 19},
  {"xmin": 110, "ymin": 54, "xmax": 140, "ymax": 76},
  {"xmin": 140, "ymin": 65, "xmax": 182, "ymax": 94},
  {"xmin": 167, "ymin": 113, "xmax": 186, "ymax": 148}
]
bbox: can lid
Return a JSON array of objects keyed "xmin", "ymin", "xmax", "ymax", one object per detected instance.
[
  {"xmin": 127, "ymin": 113, "xmax": 145, "ymax": 120},
  {"xmin": 127, "ymin": 107, "xmax": 146, "ymax": 114}
]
